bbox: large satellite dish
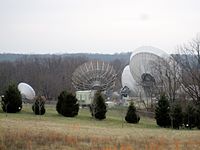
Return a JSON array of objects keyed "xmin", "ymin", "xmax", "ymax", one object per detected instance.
[
  {"xmin": 129, "ymin": 46, "xmax": 169, "ymax": 84},
  {"xmin": 72, "ymin": 60, "xmax": 117, "ymax": 91},
  {"xmin": 121, "ymin": 65, "xmax": 137, "ymax": 94},
  {"xmin": 18, "ymin": 82, "xmax": 36, "ymax": 100}
]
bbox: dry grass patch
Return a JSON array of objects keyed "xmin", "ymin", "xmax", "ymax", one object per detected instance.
[
  {"xmin": 1, "ymin": 105, "xmax": 200, "ymax": 149},
  {"xmin": 1, "ymin": 119, "xmax": 200, "ymax": 150}
]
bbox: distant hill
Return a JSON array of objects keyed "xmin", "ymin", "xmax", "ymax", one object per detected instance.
[
  {"xmin": 0, "ymin": 54, "xmax": 24, "ymax": 62},
  {"xmin": 0, "ymin": 52, "xmax": 131, "ymax": 62}
]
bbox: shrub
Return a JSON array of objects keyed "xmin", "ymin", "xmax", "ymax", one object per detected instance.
[
  {"xmin": 183, "ymin": 104, "xmax": 196, "ymax": 129},
  {"xmin": 56, "ymin": 91, "xmax": 79, "ymax": 117},
  {"xmin": 155, "ymin": 94, "xmax": 171, "ymax": 127},
  {"xmin": 171, "ymin": 103, "xmax": 183, "ymax": 129},
  {"xmin": 90, "ymin": 91, "xmax": 107, "ymax": 120},
  {"xmin": 1, "ymin": 84, "xmax": 22, "ymax": 113},
  {"xmin": 32, "ymin": 96, "xmax": 46, "ymax": 115},
  {"xmin": 125, "ymin": 102, "xmax": 140, "ymax": 123}
]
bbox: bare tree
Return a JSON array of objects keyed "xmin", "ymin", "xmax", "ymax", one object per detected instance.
[
  {"xmin": 150, "ymin": 56, "xmax": 181, "ymax": 104},
  {"xmin": 175, "ymin": 34, "xmax": 200, "ymax": 104},
  {"xmin": 0, "ymin": 55, "xmax": 88, "ymax": 101},
  {"xmin": 110, "ymin": 58, "xmax": 128, "ymax": 91}
]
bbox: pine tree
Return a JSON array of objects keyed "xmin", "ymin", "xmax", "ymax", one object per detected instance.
[
  {"xmin": 32, "ymin": 96, "xmax": 46, "ymax": 115},
  {"xmin": 155, "ymin": 94, "xmax": 171, "ymax": 127},
  {"xmin": 1, "ymin": 84, "xmax": 22, "ymax": 113},
  {"xmin": 196, "ymin": 105, "xmax": 200, "ymax": 129},
  {"xmin": 171, "ymin": 103, "xmax": 183, "ymax": 129},
  {"xmin": 183, "ymin": 104, "xmax": 196, "ymax": 129},
  {"xmin": 125, "ymin": 102, "xmax": 140, "ymax": 123},
  {"xmin": 56, "ymin": 93, "xmax": 63, "ymax": 114},
  {"xmin": 56, "ymin": 91, "xmax": 79, "ymax": 117},
  {"xmin": 91, "ymin": 91, "xmax": 107, "ymax": 120}
]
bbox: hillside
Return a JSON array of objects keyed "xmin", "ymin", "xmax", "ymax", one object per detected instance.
[{"xmin": 0, "ymin": 52, "xmax": 131, "ymax": 62}]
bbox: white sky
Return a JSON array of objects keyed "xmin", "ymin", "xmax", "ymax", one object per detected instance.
[{"xmin": 0, "ymin": 0, "xmax": 200, "ymax": 54}]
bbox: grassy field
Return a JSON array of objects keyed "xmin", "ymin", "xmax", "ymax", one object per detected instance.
[{"xmin": 0, "ymin": 104, "xmax": 200, "ymax": 150}]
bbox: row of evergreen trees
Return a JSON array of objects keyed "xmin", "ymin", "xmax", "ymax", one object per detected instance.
[
  {"xmin": 0, "ymin": 84, "xmax": 140, "ymax": 124},
  {"xmin": 155, "ymin": 94, "xmax": 200, "ymax": 129},
  {"xmin": 3, "ymin": 84, "xmax": 200, "ymax": 129}
]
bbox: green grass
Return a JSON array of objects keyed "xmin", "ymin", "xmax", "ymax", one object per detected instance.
[{"xmin": 0, "ymin": 104, "xmax": 157, "ymax": 129}]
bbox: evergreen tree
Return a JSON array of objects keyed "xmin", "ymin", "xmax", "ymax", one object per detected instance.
[
  {"xmin": 56, "ymin": 91, "xmax": 79, "ymax": 117},
  {"xmin": 183, "ymin": 104, "xmax": 196, "ymax": 129},
  {"xmin": 125, "ymin": 102, "xmax": 140, "ymax": 123},
  {"xmin": 90, "ymin": 91, "xmax": 107, "ymax": 120},
  {"xmin": 195, "ymin": 105, "xmax": 200, "ymax": 129},
  {"xmin": 56, "ymin": 93, "xmax": 62, "ymax": 114},
  {"xmin": 155, "ymin": 94, "xmax": 171, "ymax": 127},
  {"xmin": 171, "ymin": 103, "xmax": 183, "ymax": 129},
  {"xmin": 32, "ymin": 96, "xmax": 46, "ymax": 115},
  {"xmin": 1, "ymin": 84, "xmax": 22, "ymax": 113}
]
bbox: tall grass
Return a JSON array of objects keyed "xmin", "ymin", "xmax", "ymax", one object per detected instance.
[{"xmin": 1, "ymin": 128, "xmax": 200, "ymax": 150}]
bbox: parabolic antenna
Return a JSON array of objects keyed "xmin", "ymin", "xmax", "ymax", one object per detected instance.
[
  {"xmin": 129, "ymin": 46, "xmax": 169, "ymax": 83},
  {"xmin": 18, "ymin": 82, "xmax": 36, "ymax": 100},
  {"xmin": 72, "ymin": 60, "xmax": 117, "ymax": 91},
  {"xmin": 121, "ymin": 65, "xmax": 137, "ymax": 93}
]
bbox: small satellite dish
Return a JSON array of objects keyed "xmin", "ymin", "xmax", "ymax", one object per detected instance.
[{"xmin": 18, "ymin": 82, "xmax": 36, "ymax": 100}]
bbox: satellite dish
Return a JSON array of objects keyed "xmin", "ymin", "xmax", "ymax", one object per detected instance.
[
  {"xmin": 129, "ymin": 46, "xmax": 169, "ymax": 83},
  {"xmin": 72, "ymin": 60, "xmax": 117, "ymax": 91},
  {"xmin": 18, "ymin": 82, "xmax": 36, "ymax": 100},
  {"xmin": 121, "ymin": 65, "xmax": 137, "ymax": 94},
  {"xmin": 130, "ymin": 46, "xmax": 169, "ymax": 61}
]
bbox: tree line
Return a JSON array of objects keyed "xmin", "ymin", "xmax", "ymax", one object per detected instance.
[{"xmin": 0, "ymin": 55, "xmax": 127, "ymax": 100}]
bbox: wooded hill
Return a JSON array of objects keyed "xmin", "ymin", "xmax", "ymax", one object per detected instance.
[{"xmin": 0, "ymin": 52, "xmax": 131, "ymax": 100}]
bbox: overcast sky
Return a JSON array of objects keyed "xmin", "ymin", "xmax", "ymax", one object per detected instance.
[{"xmin": 0, "ymin": 0, "xmax": 200, "ymax": 54}]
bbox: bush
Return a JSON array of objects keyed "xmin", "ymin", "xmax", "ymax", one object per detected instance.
[
  {"xmin": 1, "ymin": 84, "xmax": 22, "ymax": 113},
  {"xmin": 90, "ymin": 91, "xmax": 107, "ymax": 120},
  {"xmin": 56, "ymin": 91, "xmax": 79, "ymax": 117},
  {"xmin": 183, "ymin": 104, "xmax": 196, "ymax": 129},
  {"xmin": 32, "ymin": 96, "xmax": 46, "ymax": 115},
  {"xmin": 155, "ymin": 94, "xmax": 171, "ymax": 127},
  {"xmin": 125, "ymin": 102, "xmax": 140, "ymax": 123},
  {"xmin": 171, "ymin": 103, "xmax": 183, "ymax": 129}
]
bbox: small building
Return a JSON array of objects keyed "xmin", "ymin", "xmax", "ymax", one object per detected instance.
[
  {"xmin": 76, "ymin": 90, "xmax": 95, "ymax": 107},
  {"xmin": 105, "ymin": 101, "xmax": 116, "ymax": 108}
]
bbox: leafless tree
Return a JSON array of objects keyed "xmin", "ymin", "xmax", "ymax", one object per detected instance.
[
  {"xmin": 175, "ymin": 34, "xmax": 200, "ymax": 105},
  {"xmin": 150, "ymin": 56, "xmax": 181, "ymax": 104},
  {"xmin": 110, "ymin": 58, "xmax": 128, "ymax": 92},
  {"xmin": 0, "ymin": 55, "xmax": 127, "ymax": 101},
  {"xmin": 0, "ymin": 55, "xmax": 88, "ymax": 100}
]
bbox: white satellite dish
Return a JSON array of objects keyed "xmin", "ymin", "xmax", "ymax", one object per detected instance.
[
  {"xmin": 129, "ymin": 46, "xmax": 169, "ymax": 83},
  {"xmin": 121, "ymin": 65, "xmax": 137, "ymax": 94},
  {"xmin": 18, "ymin": 82, "xmax": 36, "ymax": 100},
  {"xmin": 130, "ymin": 46, "xmax": 169, "ymax": 61}
]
